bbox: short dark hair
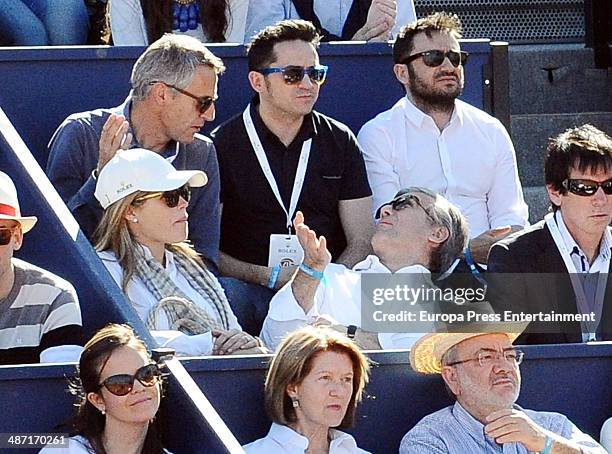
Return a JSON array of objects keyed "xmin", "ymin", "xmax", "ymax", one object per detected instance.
[
  {"xmin": 393, "ymin": 12, "xmax": 463, "ymax": 64},
  {"xmin": 247, "ymin": 19, "xmax": 321, "ymax": 71},
  {"xmin": 545, "ymin": 124, "xmax": 612, "ymax": 204}
]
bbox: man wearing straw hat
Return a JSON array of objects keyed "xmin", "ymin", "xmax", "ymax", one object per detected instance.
[
  {"xmin": 400, "ymin": 328, "xmax": 605, "ymax": 453},
  {"xmin": 0, "ymin": 171, "xmax": 83, "ymax": 365}
]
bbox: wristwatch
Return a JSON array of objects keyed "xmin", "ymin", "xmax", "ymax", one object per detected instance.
[{"xmin": 346, "ymin": 325, "xmax": 357, "ymax": 339}]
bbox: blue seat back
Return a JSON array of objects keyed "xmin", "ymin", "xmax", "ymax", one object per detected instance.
[
  {"xmin": 0, "ymin": 41, "xmax": 498, "ymax": 168},
  {"xmin": 184, "ymin": 343, "xmax": 612, "ymax": 453}
]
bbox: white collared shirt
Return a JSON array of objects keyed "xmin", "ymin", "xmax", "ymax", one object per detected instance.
[
  {"xmin": 243, "ymin": 423, "xmax": 370, "ymax": 454},
  {"xmin": 357, "ymin": 96, "xmax": 529, "ymax": 237},
  {"xmin": 554, "ymin": 210, "xmax": 612, "ymax": 273},
  {"xmin": 260, "ymin": 255, "xmax": 433, "ymax": 350},
  {"xmin": 98, "ymin": 247, "xmax": 241, "ymax": 356}
]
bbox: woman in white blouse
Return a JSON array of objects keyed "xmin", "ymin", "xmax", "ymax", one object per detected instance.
[
  {"xmin": 108, "ymin": 0, "xmax": 250, "ymax": 45},
  {"xmin": 40, "ymin": 324, "xmax": 171, "ymax": 454},
  {"xmin": 94, "ymin": 148, "xmax": 263, "ymax": 356},
  {"xmin": 244, "ymin": 326, "xmax": 371, "ymax": 454}
]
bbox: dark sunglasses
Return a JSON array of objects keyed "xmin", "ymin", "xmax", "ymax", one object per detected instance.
[
  {"xmin": 562, "ymin": 178, "xmax": 612, "ymax": 196},
  {"xmin": 256, "ymin": 65, "xmax": 329, "ymax": 85},
  {"xmin": 376, "ymin": 193, "xmax": 436, "ymax": 222},
  {"xmin": 150, "ymin": 81, "xmax": 217, "ymax": 114},
  {"xmin": 402, "ymin": 50, "xmax": 469, "ymax": 68},
  {"xmin": 98, "ymin": 363, "xmax": 162, "ymax": 396},
  {"xmin": 133, "ymin": 185, "xmax": 191, "ymax": 208},
  {"xmin": 0, "ymin": 227, "xmax": 16, "ymax": 246}
]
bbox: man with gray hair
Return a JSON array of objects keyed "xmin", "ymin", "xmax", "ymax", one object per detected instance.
[
  {"xmin": 261, "ymin": 187, "xmax": 470, "ymax": 350},
  {"xmin": 47, "ymin": 34, "xmax": 224, "ymax": 270}
]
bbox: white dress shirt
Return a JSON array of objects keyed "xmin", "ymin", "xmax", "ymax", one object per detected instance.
[
  {"xmin": 243, "ymin": 423, "xmax": 370, "ymax": 454},
  {"xmin": 554, "ymin": 210, "xmax": 612, "ymax": 273},
  {"xmin": 98, "ymin": 247, "xmax": 241, "ymax": 356},
  {"xmin": 261, "ymin": 255, "xmax": 432, "ymax": 350},
  {"xmin": 358, "ymin": 96, "xmax": 529, "ymax": 238},
  {"xmin": 245, "ymin": 0, "xmax": 416, "ymax": 42},
  {"xmin": 109, "ymin": 0, "xmax": 249, "ymax": 45}
]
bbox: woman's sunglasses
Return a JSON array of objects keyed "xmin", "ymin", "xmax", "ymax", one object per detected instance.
[
  {"xmin": 133, "ymin": 185, "xmax": 191, "ymax": 208},
  {"xmin": 401, "ymin": 50, "xmax": 469, "ymax": 68},
  {"xmin": 256, "ymin": 65, "xmax": 329, "ymax": 85},
  {"xmin": 98, "ymin": 363, "xmax": 161, "ymax": 396},
  {"xmin": 0, "ymin": 227, "xmax": 16, "ymax": 246},
  {"xmin": 562, "ymin": 178, "xmax": 612, "ymax": 196}
]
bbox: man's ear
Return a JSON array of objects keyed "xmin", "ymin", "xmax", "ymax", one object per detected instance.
[
  {"xmin": 546, "ymin": 183, "xmax": 563, "ymax": 208},
  {"xmin": 441, "ymin": 366, "xmax": 461, "ymax": 397},
  {"xmin": 429, "ymin": 225, "xmax": 450, "ymax": 245},
  {"xmin": 12, "ymin": 227, "xmax": 23, "ymax": 251},
  {"xmin": 393, "ymin": 63, "xmax": 410, "ymax": 86},
  {"xmin": 148, "ymin": 81, "xmax": 167, "ymax": 105},
  {"xmin": 248, "ymin": 71, "xmax": 266, "ymax": 94}
]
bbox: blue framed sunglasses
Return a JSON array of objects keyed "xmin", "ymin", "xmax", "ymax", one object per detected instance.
[{"xmin": 256, "ymin": 65, "xmax": 329, "ymax": 85}]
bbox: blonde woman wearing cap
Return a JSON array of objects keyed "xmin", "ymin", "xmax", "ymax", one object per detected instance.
[
  {"xmin": 244, "ymin": 326, "xmax": 370, "ymax": 454},
  {"xmin": 94, "ymin": 149, "xmax": 264, "ymax": 356},
  {"xmin": 0, "ymin": 171, "xmax": 83, "ymax": 365},
  {"xmin": 400, "ymin": 328, "xmax": 606, "ymax": 454}
]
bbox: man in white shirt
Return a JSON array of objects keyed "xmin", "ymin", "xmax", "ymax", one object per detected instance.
[
  {"xmin": 358, "ymin": 12, "xmax": 528, "ymax": 264},
  {"xmin": 261, "ymin": 187, "xmax": 470, "ymax": 350},
  {"xmin": 488, "ymin": 124, "xmax": 612, "ymax": 344}
]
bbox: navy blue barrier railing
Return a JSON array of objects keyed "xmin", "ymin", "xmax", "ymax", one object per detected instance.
[
  {"xmin": 0, "ymin": 40, "xmax": 505, "ymax": 168},
  {"xmin": 0, "ymin": 359, "xmax": 244, "ymax": 454},
  {"xmin": 0, "ymin": 108, "xmax": 243, "ymax": 453},
  {"xmin": 183, "ymin": 343, "xmax": 612, "ymax": 454}
]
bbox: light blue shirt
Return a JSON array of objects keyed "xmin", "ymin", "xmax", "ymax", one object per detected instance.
[
  {"xmin": 244, "ymin": 0, "xmax": 416, "ymax": 42},
  {"xmin": 399, "ymin": 402, "xmax": 606, "ymax": 453}
]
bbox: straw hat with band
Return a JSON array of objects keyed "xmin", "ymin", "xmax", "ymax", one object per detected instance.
[
  {"xmin": 409, "ymin": 320, "xmax": 529, "ymax": 375},
  {"xmin": 0, "ymin": 171, "xmax": 38, "ymax": 233}
]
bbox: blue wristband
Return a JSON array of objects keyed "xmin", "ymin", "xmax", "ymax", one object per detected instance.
[
  {"xmin": 299, "ymin": 263, "xmax": 324, "ymax": 281},
  {"xmin": 540, "ymin": 436, "xmax": 553, "ymax": 454},
  {"xmin": 267, "ymin": 265, "xmax": 281, "ymax": 289}
]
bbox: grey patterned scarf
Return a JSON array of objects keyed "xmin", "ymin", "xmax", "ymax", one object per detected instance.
[{"xmin": 133, "ymin": 245, "xmax": 230, "ymax": 334}]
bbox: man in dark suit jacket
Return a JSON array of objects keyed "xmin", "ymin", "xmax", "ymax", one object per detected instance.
[{"xmin": 488, "ymin": 124, "xmax": 612, "ymax": 344}]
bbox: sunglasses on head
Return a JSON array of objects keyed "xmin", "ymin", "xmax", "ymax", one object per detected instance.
[
  {"xmin": 149, "ymin": 81, "xmax": 217, "ymax": 114},
  {"xmin": 0, "ymin": 227, "xmax": 16, "ymax": 246},
  {"xmin": 256, "ymin": 65, "xmax": 329, "ymax": 85},
  {"xmin": 133, "ymin": 185, "xmax": 191, "ymax": 208},
  {"xmin": 98, "ymin": 363, "xmax": 161, "ymax": 397},
  {"xmin": 402, "ymin": 50, "xmax": 469, "ymax": 68},
  {"xmin": 375, "ymin": 193, "xmax": 435, "ymax": 222},
  {"xmin": 562, "ymin": 178, "xmax": 612, "ymax": 196}
]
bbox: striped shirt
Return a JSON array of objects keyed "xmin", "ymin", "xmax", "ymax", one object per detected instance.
[
  {"xmin": 0, "ymin": 258, "xmax": 83, "ymax": 364},
  {"xmin": 400, "ymin": 402, "xmax": 606, "ymax": 453}
]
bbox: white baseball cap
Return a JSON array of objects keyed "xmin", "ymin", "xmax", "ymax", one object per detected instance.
[
  {"xmin": 0, "ymin": 171, "xmax": 38, "ymax": 233},
  {"xmin": 94, "ymin": 148, "xmax": 207, "ymax": 209}
]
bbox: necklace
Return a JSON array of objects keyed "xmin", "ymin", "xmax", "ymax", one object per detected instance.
[{"xmin": 172, "ymin": 0, "xmax": 200, "ymax": 32}]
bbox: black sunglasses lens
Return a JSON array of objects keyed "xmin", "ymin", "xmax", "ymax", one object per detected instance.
[
  {"xmin": 603, "ymin": 181, "xmax": 612, "ymax": 194},
  {"xmin": 162, "ymin": 186, "xmax": 190, "ymax": 207},
  {"xmin": 104, "ymin": 375, "xmax": 134, "ymax": 396},
  {"xmin": 282, "ymin": 68, "xmax": 304, "ymax": 84},
  {"xmin": 422, "ymin": 51, "xmax": 445, "ymax": 67},
  {"xmin": 198, "ymin": 98, "xmax": 214, "ymax": 114},
  {"xmin": 136, "ymin": 364, "xmax": 160, "ymax": 386},
  {"xmin": 308, "ymin": 67, "xmax": 326, "ymax": 83},
  {"xmin": 447, "ymin": 51, "xmax": 461, "ymax": 67},
  {"xmin": 0, "ymin": 229, "xmax": 12, "ymax": 246}
]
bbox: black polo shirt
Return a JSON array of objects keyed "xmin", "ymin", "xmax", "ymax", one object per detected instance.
[{"xmin": 212, "ymin": 99, "xmax": 372, "ymax": 266}]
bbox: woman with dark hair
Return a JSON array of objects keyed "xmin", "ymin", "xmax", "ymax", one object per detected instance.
[
  {"xmin": 244, "ymin": 326, "xmax": 371, "ymax": 453},
  {"xmin": 39, "ymin": 324, "xmax": 168, "ymax": 454},
  {"xmin": 108, "ymin": 0, "xmax": 249, "ymax": 45}
]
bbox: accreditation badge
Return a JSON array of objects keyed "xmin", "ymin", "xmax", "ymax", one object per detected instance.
[{"xmin": 268, "ymin": 234, "xmax": 304, "ymax": 267}]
